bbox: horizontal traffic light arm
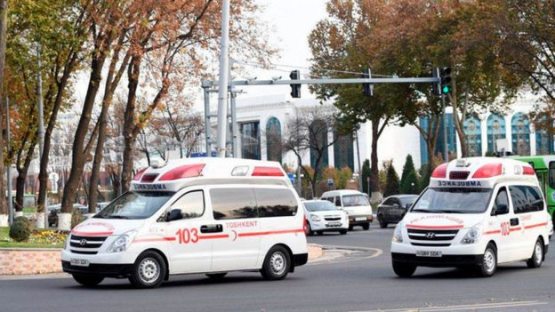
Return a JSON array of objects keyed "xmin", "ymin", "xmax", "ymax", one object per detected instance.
[{"xmin": 202, "ymin": 77, "xmax": 440, "ymax": 88}]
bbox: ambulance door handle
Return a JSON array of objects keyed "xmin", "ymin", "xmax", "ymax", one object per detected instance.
[
  {"xmin": 200, "ymin": 224, "xmax": 223, "ymax": 233},
  {"xmin": 510, "ymin": 218, "xmax": 519, "ymax": 226}
]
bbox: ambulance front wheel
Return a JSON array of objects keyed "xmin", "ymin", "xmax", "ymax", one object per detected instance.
[
  {"xmin": 129, "ymin": 251, "xmax": 167, "ymax": 289},
  {"xmin": 477, "ymin": 243, "xmax": 497, "ymax": 277},
  {"xmin": 392, "ymin": 261, "xmax": 416, "ymax": 278},
  {"xmin": 261, "ymin": 246, "xmax": 290, "ymax": 280},
  {"xmin": 72, "ymin": 274, "xmax": 104, "ymax": 287}
]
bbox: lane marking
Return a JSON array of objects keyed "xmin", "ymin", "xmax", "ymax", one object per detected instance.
[
  {"xmin": 350, "ymin": 300, "xmax": 548, "ymax": 312},
  {"xmin": 308, "ymin": 245, "xmax": 383, "ymax": 266}
]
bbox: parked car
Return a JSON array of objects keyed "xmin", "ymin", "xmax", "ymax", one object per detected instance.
[
  {"xmin": 320, "ymin": 190, "xmax": 373, "ymax": 230},
  {"xmin": 303, "ymin": 200, "xmax": 348, "ymax": 235},
  {"xmin": 376, "ymin": 194, "xmax": 418, "ymax": 228},
  {"xmin": 48, "ymin": 204, "xmax": 90, "ymax": 227}
]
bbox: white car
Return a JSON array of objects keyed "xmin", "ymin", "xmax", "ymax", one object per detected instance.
[
  {"xmin": 303, "ymin": 200, "xmax": 348, "ymax": 235},
  {"xmin": 321, "ymin": 190, "xmax": 373, "ymax": 230}
]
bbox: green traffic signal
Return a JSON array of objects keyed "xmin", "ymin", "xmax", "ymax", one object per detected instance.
[{"xmin": 442, "ymin": 85, "xmax": 450, "ymax": 94}]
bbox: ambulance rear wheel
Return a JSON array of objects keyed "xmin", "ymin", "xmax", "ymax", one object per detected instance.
[
  {"xmin": 392, "ymin": 261, "xmax": 416, "ymax": 278},
  {"xmin": 477, "ymin": 243, "xmax": 497, "ymax": 277},
  {"xmin": 129, "ymin": 251, "xmax": 167, "ymax": 289},
  {"xmin": 72, "ymin": 274, "xmax": 104, "ymax": 287},
  {"xmin": 527, "ymin": 238, "xmax": 544, "ymax": 268},
  {"xmin": 261, "ymin": 246, "xmax": 290, "ymax": 280}
]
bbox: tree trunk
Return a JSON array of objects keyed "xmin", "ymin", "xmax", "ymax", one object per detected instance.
[
  {"xmin": 121, "ymin": 57, "xmax": 141, "ymax": 193},
  {"xmin": 370, "ymin": 119, "xmax": 379, "ymax": 192},
  {"xmin": 0, "ymin": 0, "xmax": 8, "ymax": 220},
  {"xmin": 61, "ymin": 55, "xmax": 106, "ymax": 216},
  {"xmin": 88, "ymin": 122, "xmax": 105, "ymax": 214},
  {"xmin": 15, "ymin": 174, "xmax": 25, "ymax": 212}
]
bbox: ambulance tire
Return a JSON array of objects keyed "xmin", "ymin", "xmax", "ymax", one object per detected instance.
[
  {"xmin": 392, "ymin": 261, "xmax": 416, "ymax": 278},
  {"xmin": 129, "ymin": 251, "xmax": 167, "ymax": 289},
  {"xmin": 72, "ymin": 274, "xmax": 104, "ymax": 287},
  {"xmin": 206, "ymin": 273, "xmax": 227, "ymax": 279},
  {"xmin": 526, "ymin": 238, "xmax": 544, "ymax": 269},
  {"xmin": 477, "ymin": 243, "xmax": 497, "ymax": 277},
  {"xmin": 261, "ymin": 246, "xmax": 290, "ymax": 280},
  {"xmin": 362, "ymin": 223, "xmax": 370, "ymax": 230}
]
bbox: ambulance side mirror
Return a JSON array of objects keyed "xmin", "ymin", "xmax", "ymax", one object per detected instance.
[
  {"xmin": 167, "ymin": 209, "xmax": 183, "ymax": 222},
  {"xmin": 493, "ymin": 204, "xmax": 509, "ymax": 216}
]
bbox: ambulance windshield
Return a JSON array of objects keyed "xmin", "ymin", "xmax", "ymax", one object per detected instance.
[
  {"xmin": 411, "ymin": 188, "xmax": 492, "ymax": 214},
  {"xmin": 94, "ymin": 191, "xmax": 174, "ymax": 219}
]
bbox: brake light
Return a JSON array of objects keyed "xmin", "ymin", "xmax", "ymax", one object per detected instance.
[
  {"xmin": 431, "ymin": 163, "xmax": 448, "ymax": 178},
  {"xmin": 523, "ymin": 165, "xmax": 535, "ymax": 175},
  {"xmin": 252, "ymin": 166, "xmax": 284, "ymax": 176},
  {"xmin": 472, "ymin": 163, "xmax": 503, "ymax": 178},
  {"xmin": 158, "ymin": 164, "xmax": 205, "ymax": 181},
  {"xmin": 133, "ymin": 167, "xmax": 148, "ymax": 181}
]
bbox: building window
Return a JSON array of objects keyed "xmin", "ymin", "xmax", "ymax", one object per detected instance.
[
  {"xmin": 463, "ymin": 115, "xmax": 482, "ymax": 156},
  {"xmin": 334, "ymin": 130, "xmax": 354, "ymax": 170},
  {"xmin": 241, "ymin": 121, "xmax": 261, "ymax": 160},
  {"xmin": 487, "ymin": 113, "xmax": 507, "ymax": 153},
  {"xmin": 535, "ymin": 114, "xmax": 554, "ymax": 155},
  {"xmin": 511, "ymin": 112, "xmax": 530, "ymax": 156},
  {"xmin": 310, "ymin": 119, "xmax": 329, "ymax": 169},
  {"xmin": 266, "ymin": 117, "xmax": 282, "ymax": 163},
  {"xmin": 436, "ymin": 113, "xmax": 457, "ymax": 160}
]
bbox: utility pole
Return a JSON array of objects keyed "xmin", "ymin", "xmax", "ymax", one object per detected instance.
[
  {"xmin": 215, "ymin": 0, "xmax": 230, "ymax": 158},
  {"xmin": 37, "ymin": 44, "xmax": 47, "ymax": 228},
  {"xmin": 442, "ymin": 94, "xmax": 448, "ymax": 162}
]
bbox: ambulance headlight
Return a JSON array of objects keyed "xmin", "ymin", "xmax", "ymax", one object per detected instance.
[
  {"xmin": 310, "ymin": 215, "xmax": 321, "ymax": 222},
  {"xmin": 392, "ymin": 222, "xmax": 403, "ymax": 243},
  {"xmin": 108, "ymin": 230, "xmax": 137, "ymax": 253},
  {"xmin": 461, "ymin": 224, "xmax": 481, "ymax": 244}
]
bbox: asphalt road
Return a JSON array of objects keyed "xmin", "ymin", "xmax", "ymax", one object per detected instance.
[{"xmin": 1, "ymin": 226, "xmax": 554, "ymax": 312}]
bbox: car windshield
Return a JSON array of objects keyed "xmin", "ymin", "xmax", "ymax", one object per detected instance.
[
  {"xmin": 342, "ymin": 194, "xmax": 369, "ymax": 207},
  {"xmin": 304, "ymin": 201, "xmax": 337, "ymax": 212},
  {"xmin": 411, "ymin": 188, "xmax": 492, "ymax": 214},
  {"xmin": 94, "ymin": 191, "xmax": 174, "ymax": 219}
]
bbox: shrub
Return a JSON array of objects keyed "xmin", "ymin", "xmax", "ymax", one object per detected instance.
[
  {"xmin": 71, "ymin": 209, "xmax": 85, "ymax": 229},
  {"xmin": 9, "ymin": 217, "xmax": 32, "ymax": 242},
  {"xmin": 384, "ymin": 162, "xmax": 400, "ymax": 198}
]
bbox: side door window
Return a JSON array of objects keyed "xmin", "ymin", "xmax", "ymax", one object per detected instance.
[
  {"xmin": 335, "ymin": 196, "xmax": 342, "ymax": 207},
  {"xmin": 170, "ymin": 191, "xmax": 205, "ymax": 219},
  {"xmin": 509, "ymin": 186, "xmax": 528, "ymax": 214},
  {"xmin": 493, "ymin": 187, "xmax": 509, "ymax": 215},
  {"xmin": 383, "ymin": 198, "xmax": 395, "ymax": 206},
  {"xmin": 525, "ymin": 186, "xmax": 544, "ymax": 212}
]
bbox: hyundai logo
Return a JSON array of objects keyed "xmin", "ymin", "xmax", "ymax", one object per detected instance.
[
  {"xmin": 426, "ymin": 232, "xmax": 435, "ymax": 239},
  {"xmin": 79, "ymin": 239, "xmax": 88, "ymax": 246}
]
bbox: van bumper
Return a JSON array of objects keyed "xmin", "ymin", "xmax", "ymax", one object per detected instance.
[
  {"xmin": 391, "ymin": 252, "xmax": 482, "ymax": 267},
  {"xmin": 293, "ymin": 253, "xmax": 308, "ymax": 266},
  {"xmin": 62, "ymin": 261, "xmax": 133, "ymax": 278}
]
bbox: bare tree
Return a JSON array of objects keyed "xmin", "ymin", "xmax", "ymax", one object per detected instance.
[
  {"xmin": 283, "ymin": 107, "xmax": 338, "ymax": 198},
  {"xmin": 152, "ymin": 104, "xmax": 204, "ymax": 158}
]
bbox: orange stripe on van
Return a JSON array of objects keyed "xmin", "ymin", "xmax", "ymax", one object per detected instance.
[
  {"xmin": 133, "ymin": 236, "xmax": 176, "ymax": 243},
  {"xmin": 238, "ymin": 228, "xmax": 304, "ymax": 237},
  {"xmin": 198, "ymin": 234, "xmax": 229, "ymax": 240},
  {"xmin": 509, "ymin": 227, "xmax": 521, "ymax": 232},
  {"xmin": 484, "ymin": 230, "xmax": 501, "ymax": 235},
  {"xmin": 406, "ymin": 224, "xmax": 463, "ymax": 230},
  {"xmin": 524, "ymin": 222, "xmax": 548, "ymax": 230}
]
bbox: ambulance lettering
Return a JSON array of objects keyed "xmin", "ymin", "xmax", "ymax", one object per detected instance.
[
  {"xmin": 437, "ymin": 180, "xmax": 482, "ymax": 187},
  {"xmin": 176, "ymin": 228, "xmax": 199, "ymax": 244}
]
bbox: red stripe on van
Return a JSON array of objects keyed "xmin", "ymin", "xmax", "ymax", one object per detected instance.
[
  {"xmin": 71, "ymin": 231, "xmax": 114, "ymax": 237},
  {"xmin": 238, "ymin": 228, "xmax": 304, "ymax": 237},
  {"xmin": 406, "ymin": 224, "xmax": 463, "ymax": 230},
  {"xmin": 509, "ymin": 227, "xmax": 521, "ymax": 232},
  {"xmin": 133, "ymin": 237, "xmax": 176, "ymax": 243},
  {"xmin": 524, "ymin": 222, "xmax": 548, "ymax": 230},
  {"xmin": 484, "ymin": 230, "xmax": 501, "ymax": 235},
  {"xmin": 198, "ymin": 234, "xmax": 229, "ymax": 240}
]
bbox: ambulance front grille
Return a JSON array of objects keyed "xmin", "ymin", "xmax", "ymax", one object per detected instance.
[
  {"xmin": 407, "ymin": 229, "xmax": 459, "ymax": 241},
  {"xmin": 69, "ymin": 235, "xmax": 107, "ymax": 255}
]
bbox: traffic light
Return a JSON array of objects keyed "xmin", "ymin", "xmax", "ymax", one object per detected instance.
[
  {"xmin": 289, "ymin": 70, "xmax": 301, "ymax": 98},
  {"xmin": 432, "ymin": 67, "xmax": 441, "ymax": 96},
  {"xmin": 440, "ymin": 67, "xmax": 452, "ymax": 95},
  {"xmin": 362, "ymin": 68, "xmax": 373, "ymax": 96}
]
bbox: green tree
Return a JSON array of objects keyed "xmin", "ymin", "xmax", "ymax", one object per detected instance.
[
  {"xmin": 400, "ymin": 155, "xmax": 418, "ymax": 194},
  {"xmin": 361, "ymin": 159, "xmax": 371, "ymax": 195},
  {"xmin": 384, "ymin": 162, "xmax": 400, "ymax": 198}
]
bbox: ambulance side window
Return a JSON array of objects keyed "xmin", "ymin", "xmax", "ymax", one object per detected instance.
[
  {"xmin": 509, "ymin": 186, "xmax": 528, "ymax": 214},
  {"xmin": 526, "ymin": 186, "xmax": 544, "ymax": 212},
  {"xmin": 493, "ymin": 187, "xmax": 509, "ymax": 215},
  {"xmin": 210, "ymin": 188, "xmax": 257, "ymax": 220},
  {"xmin": 170, "ymin": 191, "xmax": 204, "ymax": 219},
  {"xmin": 255, "ymin": 188, "xmax": 298, "ymax": 217}
]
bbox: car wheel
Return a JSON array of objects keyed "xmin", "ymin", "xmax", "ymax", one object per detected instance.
[
  {"xmin": 72, "ymin": 274, "xmax": 104, "ymax": 287},
  {"xmin": 362, "ymin": 223, "xmax": 370, "ymax": 230},
  {"xmin": 378, "ymin": 216, "xmax": 387, "ymax": 228},
  {"xmin": 206, "ymin": 273, "xmax": 227, "ymax": 279},
  {"xmin": 348, "ymin": 225, "xmax": 354, "ymax": 231},
  {"xmin": 527, "ymin": 238, "xmax": 544, "ymax": 268},
  {"xmin": 260, "ymin": 246, "xmax": 290, "ymax": 280},
  {"xmin": 477, "ymin": 243, "xmax": 497, "ymax": 277},
  {"xmin": 304, "ymin": 223, "xmax": 314, "ymax": 236},
  {"xmin": 129, "ymin": 251, "xmax": 167, "ymax": 288},
  {"xmin": 339, "ymin": 230, "xmax": 347, "ymax": 235},
  {"xmin": 392, "ymin": 261, "xmax": 416, "ymax": 278}
]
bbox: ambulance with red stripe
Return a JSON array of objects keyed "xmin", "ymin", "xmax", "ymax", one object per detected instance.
[
  {"xmin": 391, "ymin": 157, "xmax": 553, "ymax": 277},
  {"xmin": 61, "ymin": 158, "xmax": 308, "ymax": 288}
]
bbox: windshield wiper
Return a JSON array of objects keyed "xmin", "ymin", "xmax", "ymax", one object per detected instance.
[
  {"xmin": 411, "ymin": 209, "xmax": 432, "ymax": 213},
  {"xmin": 107, "ymin": 215, "xmax": 130, "ymax": 219}
]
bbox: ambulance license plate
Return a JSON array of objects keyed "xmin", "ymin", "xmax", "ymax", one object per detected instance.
[
  {"xmin": 70, "ymin": 258, "xmax": 90, "ymax": 267},
  {"xmin": 416, "ymin": 250, "xmax": 442, "ymax": 257}
]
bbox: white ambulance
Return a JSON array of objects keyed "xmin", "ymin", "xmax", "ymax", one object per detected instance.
[
  {"xmin": 391, "ymin": 157, "xmax": 552, "ymax": 277},
  {"xmin": 61, "ymin": 158, "xmax": 308, "ymax": 288}
]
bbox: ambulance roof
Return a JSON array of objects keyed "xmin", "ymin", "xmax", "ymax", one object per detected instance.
[
  {"xmin": 429, "ymin": 157, "xmax": 538, "ymax": 189},
  {"xmin": 130, "ymin": 158, "xmax": 291, "ymax": 192}
]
